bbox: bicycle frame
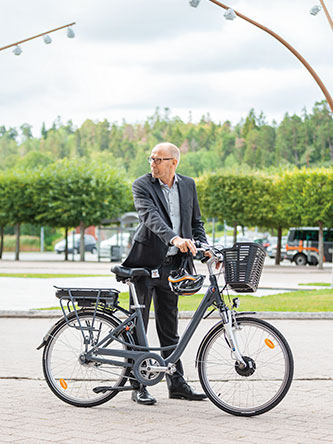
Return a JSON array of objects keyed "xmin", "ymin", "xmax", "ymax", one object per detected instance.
[
  {"xmin": 41, "ymin": 242, "xmax": 295, "ymax": 417},
  {"xmin": 83, "ymin": 254, "xmax": 246, "ymax": 372}
]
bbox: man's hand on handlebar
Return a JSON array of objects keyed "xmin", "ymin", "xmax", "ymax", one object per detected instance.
[
  {"xmin": 171, "ymin": 236, "xmax": 197, "ymax": 256},
  {"xmin": 171, "ymin": 238, "xmax": 221, "ymax": 270},
  {"xmin": 195, "ymin": 240, "xmax": 222, "ymax": 270}
]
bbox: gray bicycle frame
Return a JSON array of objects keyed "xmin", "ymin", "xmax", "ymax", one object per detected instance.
[{"xmin": 85, "ymin": 267, "xmax": 222, "ymax": 369}]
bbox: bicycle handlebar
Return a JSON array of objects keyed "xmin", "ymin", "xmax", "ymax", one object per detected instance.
[{"xmin": 194, "ymin": 241, "xmax": 224, "ymax": 264}]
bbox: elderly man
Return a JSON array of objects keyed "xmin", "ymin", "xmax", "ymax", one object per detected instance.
[{"xmin": 123, "ymin": 142, "xmax": 208, "ymax": 405}]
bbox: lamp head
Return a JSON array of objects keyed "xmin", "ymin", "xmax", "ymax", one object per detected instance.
[
  {"xmin": 224, "ymin": 8, "xmax": 237, "ymax": 20},
  {"xmin": 67, "ymin": 27, "xmax": 75, "ymax": 38},
  {"xmin": 310, "ymin": 5, "xmax": 321, "ymax": 15},
  {"xmin": 13, "ymin": 45, "xmax": 22, "ymax": 56},
  {"xmin": 189, "ymin": 0, "xmax": 201, "ymax": 7},
  {"xmin": 43, "ymin": 35, "xmax": 52, "ymax": 44}
]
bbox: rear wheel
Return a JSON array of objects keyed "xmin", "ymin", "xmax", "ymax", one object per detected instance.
[
  {"xmin": 43, "ymin": 311, "xmax": 131, "ymax": 407},
  {"xmin": 294, "ymin": 253, "xmax": 307, "ymax": 266},
  {"xmin": 308, "ymin": 256, "xmax": 318, "ymax": 266},
  {"xmin": 197, "ymin": 317, "xmax": 293, "ymax": 416}
]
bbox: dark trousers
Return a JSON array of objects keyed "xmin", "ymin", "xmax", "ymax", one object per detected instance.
[{"xmin": 130, "ymin": 253, "xmax": 185, "ymax": 386}]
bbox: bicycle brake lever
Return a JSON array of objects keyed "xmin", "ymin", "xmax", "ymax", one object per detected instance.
[{"xmin": 201, "ymin": 256, "xmax": 210, "ymax": 263}]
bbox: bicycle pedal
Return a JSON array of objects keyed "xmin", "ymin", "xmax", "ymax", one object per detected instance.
[
  {"xmin": 93, "ymin": 386, "xmax": 112, "ymax": 394},
  {"xmin": 93, "ymin": 386, "xmax": 133, "ymax": 394}
]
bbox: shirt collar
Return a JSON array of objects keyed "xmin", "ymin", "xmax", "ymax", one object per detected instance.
[{"xmin": 158, "ymin": 174, "xmax": 178, "ymax": 189}]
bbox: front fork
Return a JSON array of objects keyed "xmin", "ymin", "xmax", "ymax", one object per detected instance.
[{"xmin": 220, "ymin": 308, "xmax": 246, "ymax": 368}]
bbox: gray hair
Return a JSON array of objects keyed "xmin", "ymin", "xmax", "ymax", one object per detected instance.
[{"xmin": 154, "ymin": 142, "xmax": 180, "ymax": 164}]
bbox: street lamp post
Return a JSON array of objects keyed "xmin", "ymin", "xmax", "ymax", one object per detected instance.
[{"xmin": 207, "ymin": 0, "xmax": 333, "ymax": 112}]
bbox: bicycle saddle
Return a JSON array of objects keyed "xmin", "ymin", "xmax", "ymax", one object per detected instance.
[{"xmin": 111, "ymin": 265, "xmax": 150, "ymax": 280}]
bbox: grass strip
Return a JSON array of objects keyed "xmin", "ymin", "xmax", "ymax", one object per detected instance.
[
  {"xmin": 0, "ymin": 273, "xmax": 110, "ymax": 278},
  {"xmin": 298, "ymin": 282, "xmax": 330, "ymax": 287},
  {"xmin": 38, "ymin": 289, "xmax": 333, "ymax": 312}
]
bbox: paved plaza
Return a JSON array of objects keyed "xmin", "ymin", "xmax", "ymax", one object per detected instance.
[
  {"xmin": 0, "ymin": 254, "xmax": 332, "ymax": 312},
  {"xmin": 0, "ymin": 317, "xmax": 333, "ymax": 443},
  {"xmin": 0, "ymin": 257, "xmax": 332, "ymax": 442}
]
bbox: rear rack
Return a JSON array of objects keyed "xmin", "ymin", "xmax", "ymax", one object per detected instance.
[{"xmin": 54, "ymin": 286, "xmax": 121, "ymax": 324}]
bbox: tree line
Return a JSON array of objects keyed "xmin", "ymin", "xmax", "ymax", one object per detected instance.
[
  {"xmin": 0, "ymin": 101, "xmax": 332, "ymax": 176},
  {"xmin": 0, "ymin": 160, "xmax": 131, "ymax": 261},
  {"xmin": 197, "ymin": 168, "xmax": 332, "ymax": 268},
  {"xmin": 0, "ymin": 164, "xmax": 331, "ymax": 267}
]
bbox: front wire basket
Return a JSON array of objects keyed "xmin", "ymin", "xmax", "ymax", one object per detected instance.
[{"xmin": 223, "ymin": 242, "xmax": 266, "ymax": 293}]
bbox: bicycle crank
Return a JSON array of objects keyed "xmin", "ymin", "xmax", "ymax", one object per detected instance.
[{"xmin": 133, "ymin": 353, "xmax": 166, "ymax": 386}]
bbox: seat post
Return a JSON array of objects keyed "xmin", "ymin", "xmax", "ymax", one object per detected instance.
[
  {"xmin": 127, "ymin": 280, "xmax": 141, "ymax": 308},
  {"xmin": 126, "ymin": 279, "xmax": 149, "ymax": 348}
]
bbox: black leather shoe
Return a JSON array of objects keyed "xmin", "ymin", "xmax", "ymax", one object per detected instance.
[
  {"xmin": 169, "ymin": 382, "xmax": 207, "ymax": 401},
  {"xmin": 131, "ymin": 387, "xmax": 157, "ymax": 405}
]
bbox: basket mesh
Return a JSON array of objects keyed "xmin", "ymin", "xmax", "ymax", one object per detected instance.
[{"xmin": 223, "ymin": 242, "xmax": 266, "ymax": 293}]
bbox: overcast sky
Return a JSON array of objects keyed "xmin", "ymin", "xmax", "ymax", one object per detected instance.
[{"xmin": 1, "ymin": 0, "xmax": 332, "ymax": 136}]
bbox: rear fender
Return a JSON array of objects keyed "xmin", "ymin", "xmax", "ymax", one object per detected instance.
[{"xmin": 36, "ymin": 309, "xmax": 123, "ymax": 350}]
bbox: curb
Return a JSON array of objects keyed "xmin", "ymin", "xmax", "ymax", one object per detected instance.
[{"xmin": 0, "ymin": 310, "xmax": 332, "ymax": 320}]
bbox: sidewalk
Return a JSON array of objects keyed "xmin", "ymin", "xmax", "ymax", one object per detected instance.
[
  {"xmin": 1, "ymin": 257, "xmax": 332, "ymax": 313},
  {"xmin": 0, "ymin": 317, "xmax": 333, "ymax": 443}
]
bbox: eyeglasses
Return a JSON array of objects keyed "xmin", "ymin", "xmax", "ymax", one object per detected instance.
[{"xmin": 147, "ymin": 157, "xmax": 174, "ymax": 165}]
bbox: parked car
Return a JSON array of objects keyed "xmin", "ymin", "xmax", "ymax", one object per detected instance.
[
  {"xmin": 54, "ymin": 234, "xmax": 97, "ymax": 254},
  {"xmin": 99, "ymin": 232, "xmax": 131, "ymax": 259},
  {"xmin": 266, "ymin": 236, "xmax": 288, "ymax": 260},
  {"xmin": 254, "ymin": 237, "xmax": 271, "ymax": 250},
  {"xmin": 217, "ymin": 236, "xmax": 250, "ymax": 248}
]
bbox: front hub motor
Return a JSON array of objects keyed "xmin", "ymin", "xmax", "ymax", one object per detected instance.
[{"xmin": 235, "ymin": 356, "xmax": 256, "ymax": 377}]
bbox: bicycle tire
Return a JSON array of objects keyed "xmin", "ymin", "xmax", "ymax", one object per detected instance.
[
  {"xmin": 43, "ymin": 310, "xmax": 132, "ymax": 407},
  {"xmin": 197, "ymin": 316, "xmax": 294, "ymax": 417}
]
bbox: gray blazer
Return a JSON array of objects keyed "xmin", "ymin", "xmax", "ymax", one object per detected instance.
[{"xmin": 122, "ymin": 173, "xmax": 207, "ymax": 269}]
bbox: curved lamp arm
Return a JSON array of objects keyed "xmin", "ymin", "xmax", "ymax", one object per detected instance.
[
  {"xmin": 209, "ymin": 0, "xmax": 333, "ymax": 112},
  {"xmin": 319, "ymin": 0, "xmax": 333, "ymax": 32}
]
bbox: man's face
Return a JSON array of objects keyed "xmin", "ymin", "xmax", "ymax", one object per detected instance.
[{"xmin": 150, "ymin": 146, "xmax": 177, "ymax": 183}]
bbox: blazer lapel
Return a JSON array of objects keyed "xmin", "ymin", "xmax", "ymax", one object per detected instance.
[
  {"xmin": 177, "ymin": 175, "xmax": 187, "ymax": 229},
  {"xmin": 151, "ymin": 176, "xmax": 170, "ymax": 219}
]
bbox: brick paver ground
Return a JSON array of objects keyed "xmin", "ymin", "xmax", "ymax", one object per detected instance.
[
  {"xmin": 1, "ymin": 259, "xmax": 332, "ymax": 442},
  {"xmin": 0, "ymin": 379, "xmax": 332, "ymax": 444},
  {"xmin": 0, "ymin": 318, "xmax": 332, "ymax": 443}
]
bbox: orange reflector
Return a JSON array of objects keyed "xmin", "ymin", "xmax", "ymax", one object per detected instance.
[
  {"xmin": 265, "ymin": 339, "xmax": 275, "ymax": 349},
  {"xmin": 60, "ymin": 379, "xmax": 68, "ymax": 390}
]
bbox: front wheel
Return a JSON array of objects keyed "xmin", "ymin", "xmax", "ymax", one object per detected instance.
[
  {"xmin": 43, "ymin": 311, "xmax": 131, "ymax": 407},
  {"xmin": 197, "ymin": 316, "xmax": 293, "ymax": 417}
]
